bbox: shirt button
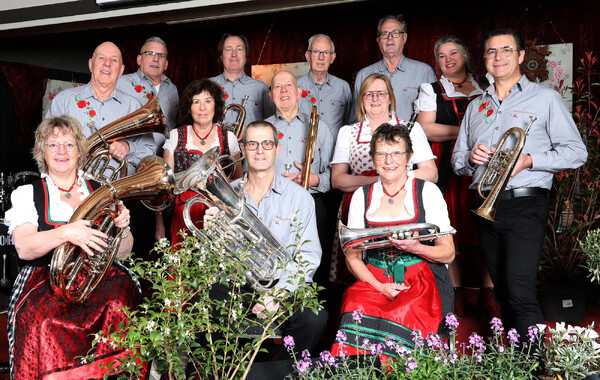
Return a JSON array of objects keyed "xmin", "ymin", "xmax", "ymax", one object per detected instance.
[
  {"xmin": 498, "ymin": 111, "xmax": 502, "ymax": 114},
  {"xmin": 492, "ymin": 144, "xmax": 497, "ymax": 148},
  {"xmin": 102, "ymin": 117, "xmax": 105, "ymax": 121},
  {"xmin": 495, "ymin": 127, "xmax": 499, "ymax": 130},
  {"xmin": 289, "ymin": 150, "xmax": 292, "ymax": 153}
]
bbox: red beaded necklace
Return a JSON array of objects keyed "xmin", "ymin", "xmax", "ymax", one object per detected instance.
[
  {"xmin": 382, "ymin": 180, "xmax": 407, "ymax": 205},
  {"xmin": 449, "ymin": 76, "xmax": 469, "ymax": 88},
  {"xmin": 57, "ymin": 175, "xmax": 78, "ymax": 199},
  {"xmin": 192, "ymin": 124, "xmax": 214, "ymax": 146}
]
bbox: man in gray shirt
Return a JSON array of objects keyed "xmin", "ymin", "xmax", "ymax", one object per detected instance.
[
  {"xmin": 351, "ymin": 14, "xmax": 436, "ymax": 122},
  {"xmin": 207, "ymin": 120, "xmax": 327, "ymax": 360},
  {"xmin": 452, "ymin": 29, "xmax": 587, "ymax": 345},
  {"xmin": 210, "ymin": 33, "xmax": 274, "ymax": 131},
  {"xmin": 47, "ymin": 41, "xmax": 154, "ymax": 175},
  {"xmin": 297, "ymin": 34, "xmax": 352, "ymax": 140},
  {"xmin": 117, "ymin": 36, "xmax": 179, "ymax": 152}
]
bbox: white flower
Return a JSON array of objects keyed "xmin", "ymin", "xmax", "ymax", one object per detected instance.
[{"xmin": 146, "ymin": 320, "xmax": 156, "ymax": 332}]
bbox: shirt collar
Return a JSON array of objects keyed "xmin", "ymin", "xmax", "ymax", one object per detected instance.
[
  {"xmin": 137, "ymin": 68, "xmax": 171, "ymax": 85},
  {"xmin": 378, "ymin": 56, "xmax": 406, "ymax": 73},
  {"xmin": 485, "ymin": 74, "xmax": 526, "ymax": 97},
  {"xmin": 223, "ymin": 72, "xmax": 249, "ymax": 84},
  {"xmin": 84, "ymin": 83, "xmax": 122, "ymax": 103},
  {"xmin": 309, "ymin": 72, "xmax": 332, "ymax": 86}
]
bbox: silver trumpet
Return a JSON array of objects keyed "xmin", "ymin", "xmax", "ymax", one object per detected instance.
[
  {"xmin": 338, "ymin": 222, "xmax": 456, "ymax": 254},
  {"xmin": 175, "ymin": 146, "xmax": 292, "ymax": 291}
]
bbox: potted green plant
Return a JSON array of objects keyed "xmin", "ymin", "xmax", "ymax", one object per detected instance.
[
  {"xmin": 581, "ymin": 228, "xmax": 600, "ymax": 284},
  {"xmin": 539, "ymin": 51, "xmax": 600, "ymax": 322}
]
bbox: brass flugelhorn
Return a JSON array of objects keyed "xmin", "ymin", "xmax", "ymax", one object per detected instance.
[
  {"xmin": 473, "ymin": 116, "xmax": 537, "ymax": 222},
  {"xmin": 51, "ymin": 156, "xmax": 175, "ymax": 303},
  {"xmin": 301, "ymin": 106, "xmax": 319, "ymax": 190},
  {"xmin": 339, "ymin": 222, "xmax": 456, "ymax": 253},
  {"xmin": 82, "ymin": 94, "xmax": 166, "ymax": 182},
  {"xmin": 219, "ymin": 95, "xmax": 248, "ymax": 139}
]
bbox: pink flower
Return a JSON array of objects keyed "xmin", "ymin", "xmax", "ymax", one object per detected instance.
[{"xmin": 550, "ymin": 61, "xmax": 558, "ymax": 69}]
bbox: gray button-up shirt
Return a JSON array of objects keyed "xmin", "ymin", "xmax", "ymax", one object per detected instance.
[
  {"xmin": 47, "ymin": 83, "xmax": 155, "ymax": 174},
  {"xmin": 265, "ymin": 111, "xmax": 334, "ymax": 194},
  {"xmin": 231, "ymin": 174, "xmax": 321, "ymax": 292},
  {"xmin": 117, "ymin": 69, "xmax": 179, "ymax": 150},
  {"xmin": 351, "ymin": 57, "xmax": 436, "ymax": 122},
  {"xmin": 297, "ymin": 72, "xmax": 352, "ymax": 140},
  {"xmin": 210, "ymin": 72, "xmax": 275, "ymax": 125},
  {"xmin": 452, "ymin": 75, "xmax": 588, "ymax": 190}
]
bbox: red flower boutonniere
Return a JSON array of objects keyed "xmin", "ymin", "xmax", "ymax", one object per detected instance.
[
  {"xmin": 300, "ymin": 88, "xmax": 316, "ymax": 104},
  {"xmin": 278, "ymin": 132, "xmax": 284, "ymax": 139},
  {"xmin": 477, "ymin": 99, "xmax": 494, "ymax": 124},
  {"xmin": 131, "ymin": 81, "xmax": 152, "ymax": 100},
  {"xmin": 74, "ymin": 95, "xmax": 96, "ymax": 122},
  {"xmin": 221, "ymin": 86, "xmax": 229, "ymax": 100}
]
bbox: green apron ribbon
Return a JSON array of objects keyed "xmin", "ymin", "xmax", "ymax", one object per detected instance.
[{"xmin": 368, "ymin": 254, "xmax": 424, "ymax": 284}]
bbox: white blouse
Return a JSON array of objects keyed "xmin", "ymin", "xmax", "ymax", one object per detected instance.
[
  {"xmin": 331, "ymin": 113, "xmax": 436, "ymax": 167},
  {"xmin": 347, "ymin": 173, "xmax": 453, "ymax": 233},
  {"xmin": 413, "ymin": 75, "xmax": 483, "ymax": 113},
  {"xmin": 163, "ymin": 125, "xmax": 241, "ymax": 156},
  {"xmin": 4, "ymin": 170, "xmax": 92, "ymax": 234}
]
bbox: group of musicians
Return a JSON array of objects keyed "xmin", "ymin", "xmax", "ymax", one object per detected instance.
[{"xmin": 1, "ymin": 13, "xmax": 588, "ymax": 379}]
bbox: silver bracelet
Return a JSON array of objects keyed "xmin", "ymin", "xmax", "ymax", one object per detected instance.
[{"xmin": 121, "ymin": 226, "xmax": 130, "ymax": 239}]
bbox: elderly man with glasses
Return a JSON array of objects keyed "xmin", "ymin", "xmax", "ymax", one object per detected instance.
[
  {"xmin": 351, "ymin": 14, "xmax": 436, "ymax": 122},
  {"xmin": 452, "ymin": 28, "xmax": 587, "ymax": 346},
  {"xmin": 117, "ymin": 36, "xmax": 179, "ymax": 150},
  {"xmin": 206, "ymin": 120, "xmax": 327, "ymax": 361}
]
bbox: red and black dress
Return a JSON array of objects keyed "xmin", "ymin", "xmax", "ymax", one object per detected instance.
[
  {"xmin": 170, "ymin": 124, "xmax": 230, "ymax": 247},
  {"xmin": 7, "ymin": 177, "xmax": 140, "ymax": 380},
  {"xmin": 429, "ymin": 80, "xmax": 480, "ymax": 252},
  {"xmin": 330, "ymin": 179, "xmax": 453, "ymax": 358}
]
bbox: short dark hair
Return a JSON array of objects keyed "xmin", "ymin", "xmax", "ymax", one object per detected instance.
[
  {"xmin": 179, "ymin": 79, "xmax": 225, "ymax": 126},
  {"xmin": 243, "ymin": 120, "xmax": 279, "ymax": 146},
  {"xmin": 369, "ymin": 123, "xmax": 413, "ymax": 158},
  {"xmin": 484, "ymin": 28, "xmax": 526, "ymax": 53},
  {"xmin": 140, "ymin": 36, "xmax": 167, "ymax": 54},
  {"xmin": 217, "ymin": 33, "xmax": 250, "ymax": 66},
  {"xmin": 377, "ymin": 14, "xmax": 407, "ymax": 34}
]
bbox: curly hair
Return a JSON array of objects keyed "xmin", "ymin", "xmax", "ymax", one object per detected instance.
[
  {"xmin": 179, "ymin": 79, "xmax": 225, "ymax": 126},
  {"xmin": 33, "ymin": 115, "xmax": 87, "ymax": 173}
]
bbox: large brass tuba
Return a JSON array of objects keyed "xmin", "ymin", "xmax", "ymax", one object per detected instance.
[
  {"xmin": 473, "ymin": 116, "xmax": 537, "ymax": 222},
  {"xmin": 301, "ymin": 105, "xmax": 320, "ymax": 189},
  {"xmin": 82, "ymin": 94, "xmax": 166, "ymax": 182},
  {"xmin": 175, "ymin": 146, "xmax": 292, "ymax": 291},
  {"xmin": 219, "ymin": 95, "xmax": 248, "ymax": 139},
  {"xmin": 50, "ymin": 156, "xmax": 175, "ymax": 303},
  {"xmin": 339, "ymin": 222, "xmax": 456, "ymax": 254}
]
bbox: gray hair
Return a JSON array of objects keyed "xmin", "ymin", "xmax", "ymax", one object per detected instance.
[
  {"xmin": 307, "ymin": 34, "xmax": 335, "ymax": 53},
  {"xmin": 377, "ymin": 14, "xmax": 407, "ymax": 34},
  {"xmin": 433, "ymin": 35, "xmax": 472, "ymax": 75},
  {"xmin": 141, "ymin": 36, "xmax": 167, "ymax": 54}
]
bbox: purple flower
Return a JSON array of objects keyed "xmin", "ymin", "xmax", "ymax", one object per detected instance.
[
  {"xmin": 426, "ymin": 333, "xmax": 442, "ymax": 348},
  {"xmin": 490, "ymin": 317, "xmax": 504, "ymax": 334},
  {"xmin": 335, "ymin": 330, "xmax": 347, "ymax": 342},
  {"xmin": 283, "ymin": 335, "xmax": 295, "ymax": 350},
  {"xmin": 411, "ymin": 330, "xmax": 424, "ymax": 348},
  {"xmin": 369, "ymin": 343, "xmax": 383, "ymax": 355},
  {"xmin": 507, "ymin": 328, "xmax": 520, "ymax": 346},
  {"xmin": 362, "ymin": 338, "xmax": 370, "ymax": 347},
  {"xmin": 497, "ymin": 344, "xmax": 505, "ymax": 353},
  {"xmin": 319, "ymin": 351, "xmax": 336, "ymax": 366},
  {"xmin": 352, "ymin": 309, "xmax": 363, "ymax": 323},
  {"xmin": 527, "ymin": 325, "xmax": 539, "ymax": 343},
  {"xmin": 468, "ymin": 333, "xmax": 486, "ymax": 353},
  {"xmin": 405, "ymin": 357, "xmax": 418, "ymax": 372},
  {"xmin": 302, "ymin": 349, "xmax": 311, "ymax": 359},
  {"xmin": 445, "ymin": 313, "xmax": 459, "ymax": 330},
  {"xmin": 296, "ymin": 359, "xmax": 311, "ymax": 373}
]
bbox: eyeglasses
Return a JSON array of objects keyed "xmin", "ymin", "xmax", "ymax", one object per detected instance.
[
  {"xmin": 377, "ymin": 30, "xmax": 405, "ymax": 39},
  {"xmin": 307, "ymin": 49, "xmax": 333, "ymax": 57},
  {"xmin": 245, "ymin": 140, "xmax": 276, "ymax": 151},
  {"xmin": 363, "ymin": 91, "xmax": 389, "ymax": 101},
  {"xmin": 141, "ymin": 50, "xmax": 167, "ymax": 60},
  {"xmin": 484, "ymin": 46, "xmax": 516, "ymax": 59},
  {"xmin": 373, "ymin": 151, "xmax": 407, "ymax": 162},
  {"xmin": 46, "ymin": 142, "xmax": 76, "ymax": 153}
]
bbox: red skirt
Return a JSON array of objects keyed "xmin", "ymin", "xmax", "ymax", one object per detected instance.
[
  {"xmin": 11, "ymin": 264, "xmax": 140, "ymax": 380},
  {"xmin": 330, "ymin": 261, "xmax": 443, "ymax": 357},
  {"xmin": 170, "ymin": 190, "xmax": 207, "ymax": 247}
]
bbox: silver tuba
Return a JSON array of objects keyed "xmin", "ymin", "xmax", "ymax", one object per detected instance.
[
  {"xmin": 50, "ymin": 156, "xmax": 175, "ymax": 303},
  {"xmin": 338, "ymin": 222, "xmax": 456, "ymax": 254},
  {"xmin": 175, "ymin": 146, "xmax": 292, "ymax": 291}
]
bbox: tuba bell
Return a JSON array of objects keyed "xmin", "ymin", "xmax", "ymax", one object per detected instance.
[
  {"xmin": 219, "ymin": 95, "xmax": 248, "ymax": 139},
  {"xmin": 338, "ymin": 222, "xmax": 456, "ymax": 254},
  {"xmin": 301, "ymin": 105, "xmax": 319, "ymax": 190},
  {"xmin": 82, "ymin": 94, "xmax": 166, "ymax": 182},
  {"xmin": 50, "ymin": 155, "xmax": 175, "ymax": 303},
  {"xmin": 473, "ymin": 116, "xmax": 537, "ymax": 222},
  {"xmin": 175, "ymin": 146, "xmax": 292, "ymax": 291}
]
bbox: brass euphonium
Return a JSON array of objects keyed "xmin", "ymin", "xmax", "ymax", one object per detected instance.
[
  {"xmin": 301, "ymin": 105, "xmax": 320, "ymax": 190},
  {"xmin": 50, "ymin": 156, "xmax": 175, "ymax": 303},
  {"xmin": 339, "ymin": 222, "xmax": 456, "ymax": 253},
  {"xmin": 219, "ymin": 95, "xmax": 248, "ymax": 139},
  {"xmin": 473, "ymin": 116, "xmax": 537, "ymax": 222},
  {"xmin": 82, "ymin": 94, "xmax": 166, "ymax": 182},
  {"xmin": 175, "ymin": 146, "xmax": 292, "ymax": 291}
]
